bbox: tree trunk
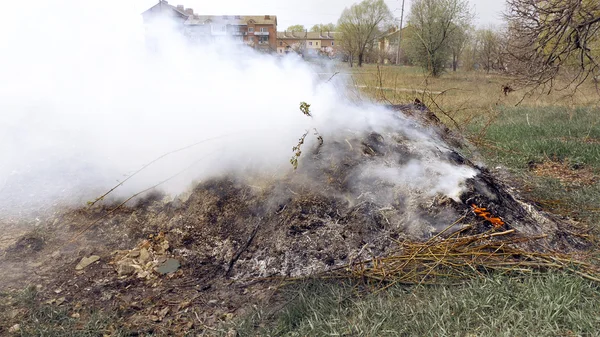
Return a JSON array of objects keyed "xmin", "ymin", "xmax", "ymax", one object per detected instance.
[
  {"xmin": 349, "ymin": 54, "xmax": 353, "ymax": 67},
  {"xmin": 358, "ymin": 52, "xmax": 364, "ymax": 67},
  {"xmin": 452, "ymin": 53, "xmax": 457, "ymax": 72}
]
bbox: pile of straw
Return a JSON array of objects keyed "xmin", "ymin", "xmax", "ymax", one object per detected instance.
[{"xmin": 341, "ymin": 222, "xmax": 600, "ymax": 286}]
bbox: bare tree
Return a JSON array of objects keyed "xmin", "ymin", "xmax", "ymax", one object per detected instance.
[
  {"xmin": 476, "ymin": 28, "xmax": 506, "ymax": 73},
  {"xmin": 406, "ymin": 0, "xmax": 473, "ymax": 76},
  {"xmin": 478, "ymin": 29, "xmax": 496, "ymax": 73},
  {"xmin": 337, "ymin": 0, "xmax": 393, "ymax": 67},
  {"xmin": 461, "ymin": 31, "xmax": 479, "ymax": 71},
  {"xmin": 339, "ymin": 28, "xmax": 358, "ymax": 67},
  {"xmin": 449, "ymin": 24, "xmax": 471, "ymax": 71},
  {"xmin": 505, "ymin": 0, "xmax": 600, "ymax": 90}
]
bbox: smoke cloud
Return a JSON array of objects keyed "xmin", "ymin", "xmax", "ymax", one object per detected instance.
[{"xmin": 0, "ymin": 0, "xmax": 476, "ymax": 218}]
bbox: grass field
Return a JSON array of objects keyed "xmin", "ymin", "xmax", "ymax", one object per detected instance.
[
  {"xmin": 228, "ymin": 65, "xmax": 600, "ymax": 336},
  {"xmin": 231, "ymin": 274, "xmax": 600, "ymax": 336}
]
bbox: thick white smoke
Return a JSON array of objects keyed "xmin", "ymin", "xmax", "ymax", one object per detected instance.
[{"xmin": 0, "ymin": 0, "xmax": 475, "ymax": 217}]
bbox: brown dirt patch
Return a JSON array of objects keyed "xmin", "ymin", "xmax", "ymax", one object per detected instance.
[
  {"xmin": 583, "ymin": 137, "xmax": 600, "ymax": 145},
  {"xmin": 555, "ymin": 136, "xmax": 600, "ymax": 145},
  {"xmin": 530, "ymin": 159, "xmax": 599, "ymax": 187}
]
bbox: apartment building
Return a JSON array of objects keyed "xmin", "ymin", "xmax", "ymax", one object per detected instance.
[
  {"xmin": 377, "ymin": 27, "xmax": 410, "ymax": 64},
  {"xmin": 185, "ymin": 15, "xmax": 277, "ymax": 50},
  {"xmin": 142, "ymin": 1, "xmax": 278, "ymax": 51},
  {"xmin": 276, "ymin": 31, "xmax": 338, "ymax": 57}
]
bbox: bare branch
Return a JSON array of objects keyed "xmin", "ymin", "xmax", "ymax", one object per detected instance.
[{"xmin": 505, "ymin": 0, "xmax": 600, "ymax": 93}]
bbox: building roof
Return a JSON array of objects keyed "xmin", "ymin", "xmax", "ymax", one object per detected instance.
[
  {"xmin": 378, "ymin": 26, "xmax": 411, "ymax": 40},
  {"xmin": 142, "ymin": 1, "xmax": 277, "ymax": 26},
  {"xmin": 185, "ymin": 15, "xmax": 277, "ymax": 26},
  {"xmin": 142, "ymin": 0, "xmax": 190, "ymax": 19},
  {"xmin": 277, "ymin": 31, "xmax": 338, "ymax": 40}
]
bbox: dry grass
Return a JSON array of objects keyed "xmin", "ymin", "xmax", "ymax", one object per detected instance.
[
  {"xmin": 328, "ymin": 64, "xmax": 600, "ymax": 133},
  {"xmin": 531, "ymin": 158, "xmax": 598, "ymax": 187},
  {"xmin": 342, "ymin": 226, "xmax": 600, "ymax": 286}
]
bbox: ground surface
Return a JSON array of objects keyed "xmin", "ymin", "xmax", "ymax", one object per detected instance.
[{"xmin": 1, "ymin": 66, "xmax": 599, "ymax": 336}]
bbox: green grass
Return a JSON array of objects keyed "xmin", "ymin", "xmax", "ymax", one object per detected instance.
[
  {"xmin": 230, "ymin": 274, "xmax": 600, "ymax": 336},
  {"xmin": 472, "ymin": 106, "xmax": 600, "ymax": 166}
]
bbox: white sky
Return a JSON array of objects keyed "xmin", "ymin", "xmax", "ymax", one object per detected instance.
[{"xmin": 136, "ymin": 0, "xmax": 506, "ymax": 30}]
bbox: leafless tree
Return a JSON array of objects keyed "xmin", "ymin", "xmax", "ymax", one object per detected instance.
[
  {"xmin": 477, "ymin": 28, "xmax": 506, "ymax": 73},
  {"xmin": 449, "ymin": 24, "xmax": 471, "ymax": 71},
  {"xmin": 338, "ymin": 0, "xmax": 393, "ymax": 67},
  {"xmin": 406, "ymin": 0, "xmax": 473, "ymax": 76},
  {"xmin": 339, "ymin": 29, "xmax": 358, "ymax": 67},
  {"xmin": 505, "ymin": 0, "xmax": 600, "ymax": 91}
]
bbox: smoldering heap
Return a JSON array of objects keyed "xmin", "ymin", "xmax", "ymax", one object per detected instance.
[
  {"xmin": 4, "ymin": 102, "xmax": 584, "ymax": 277},
  {"xmin": 154, "ymin": 101, "xmax": 582, "ymax": 280},
  {"xmin": 0, "ymin": 102, "xmax": 589, "ymax": 331}
]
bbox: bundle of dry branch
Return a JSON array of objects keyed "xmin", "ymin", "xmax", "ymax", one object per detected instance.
[{"xmin": 338, "ymin": 224, "xmax": 600, "ymax": 286}]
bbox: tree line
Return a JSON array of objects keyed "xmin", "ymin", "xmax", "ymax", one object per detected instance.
[
  {"xmin": 287, "ymin": 0, "xmax": 600, "ymax": 87},
  {"xmin": 286, "ymin": 23, "xmax": 337, "ymax": 33}
]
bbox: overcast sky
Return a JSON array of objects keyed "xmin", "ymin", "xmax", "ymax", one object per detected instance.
[{"xmin": 137, "ymin": 0, "xmax": 506, "ymax": 30}]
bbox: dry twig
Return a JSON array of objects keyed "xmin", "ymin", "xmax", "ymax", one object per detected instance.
[{"xmin": 329, "ymin": 223, "xmax": 599, "ymax": 285}]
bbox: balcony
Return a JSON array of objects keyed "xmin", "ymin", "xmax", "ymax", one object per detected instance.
[
  {"xmin": 258, "ymin": 41, "xmax": 270, "ymax": 45},
  {"xmin": 254, "ymin": 31, "xmax": 270, "ymax": 36},
  {"xmin": 231, "ymin": 31, "xmax": 247, "ymax": 36}
]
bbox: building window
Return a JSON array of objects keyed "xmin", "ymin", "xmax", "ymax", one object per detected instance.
[
  {"xmin": 248, "ymin": 27, "xmax": 254, "ymax": 32},
  {"xmin": 332, "ymin": 41, "xmax": 334, "ymax": 46},
  {"xmin": 258, "ymin": 35, "xmax": 269, "ymax": 44},
  {"xmin": 279, "ymin": 41, "xmax": 283, "ymax": 46},
  {"xmin": 316, "ymin": 42, "xmax": 319, "ymax": 46},
  {"xmin": 260, "ymin": 27, "xmax": 268, "ymax": 32},
  {"xmin": 309, "ymin": 41, "xmax": 313, "ymax": 46}
]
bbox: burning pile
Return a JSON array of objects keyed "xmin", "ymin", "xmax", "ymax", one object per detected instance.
[
  {"xmin": 0, "ymin": 102, "xmax": 594, "ymax": 332},
  {"xmin": 471, "ymin": 204, "xmax": 505, "ymax": 229},
  {"xmin": 39, "ymin": 104, "xmax": 590, "ymax": 275}
]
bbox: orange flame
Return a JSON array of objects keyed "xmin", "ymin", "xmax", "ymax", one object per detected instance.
[{"xmin": 471, "ymin": 204, "xmax": 505, "ymax": 229}]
